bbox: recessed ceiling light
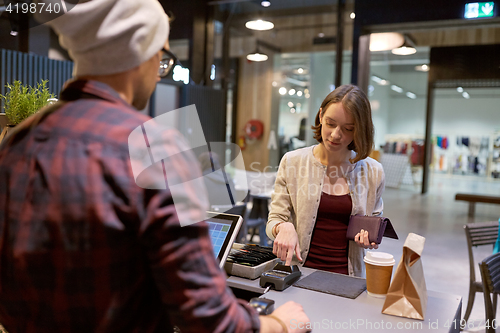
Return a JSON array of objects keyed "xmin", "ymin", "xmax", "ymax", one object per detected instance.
[
  {"xmin": 261, "ymin": 0, "xmax": 271, "ymax": 7},
  {"xmin": 279, "ymin": 87, "xmax": 287, "ymax": 95},
  {"xmin": 406, "ymin": 92, "xmax": 417, "ymax": 99},
  {"xmin": 371, "ymin": 75, "xmax": 390, "ymax": 86},
  {"xmin": 350, "ymin": 12, "xmax": 355, "ymax": 19},
  {"xmin": 297, "ymin": 91, "xmax": 303, "ymax": 97},
  {"xmin": 288, "ymin": 89, "xmax": 296, "ymax": 96},
  {"xmin": 415, "ymin": 64, "xmax": 430, "ymax": 72},
  {"xmin": 390, "ymin": 85, "xmax": 403, "ymax": 93},
  {"xmin": 298, "ymin": 68, "xmax": 304, "ymax": 74}
]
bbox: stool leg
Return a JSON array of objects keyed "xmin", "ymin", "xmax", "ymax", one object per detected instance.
[
  {"xmin": 494, "ymin": 292, "xmax": 498, "ymax": 320},
  {"xmin": 259, "ymin": 222, "xmax": 267, "ymax": 246},
  {"xmin": 463, "ymin": 283, "xmax": 476, "ymax": 322},
  {"xmin": 468, "ymin": 202, "xmax": 475, "ymax": 217}
]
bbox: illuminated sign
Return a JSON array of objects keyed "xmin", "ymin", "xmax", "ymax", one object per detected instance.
[{"xmin": 464, "ymin": 2, "xmax": 495, "ymax": 18}]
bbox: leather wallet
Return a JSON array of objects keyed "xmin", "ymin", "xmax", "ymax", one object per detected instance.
[{"xmin": 346, "ymin": 215, "xmax": 398, "ymax": 244}]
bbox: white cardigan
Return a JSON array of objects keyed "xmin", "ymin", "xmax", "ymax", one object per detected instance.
[{"xmin": 266, "ymin": 145, "xmax": 385, "ymax": 277}]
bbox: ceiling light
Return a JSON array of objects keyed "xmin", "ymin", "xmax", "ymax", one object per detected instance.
[
  {"xmin": 371, "ymin": 75, "xmax": 389, "ymax": 86},
  {"xmin": 297, "ymin": 68, "xmax": 304, "ymax": 74},
  {"xmin": 318, "ymin": 33, "xmax": 325, "ymax": 38},
  {"xmin": 305, "ymin": 93, "xmax": 310, "ymax": 99},
  {"xmin": 406, "ymin": 92, "xmax": 417, "ymax": 99},
  {"xmin": 288, "ymin": 101, "xmax": 294, "ymax": 107},
  {"xmin": 290, "ymin": 108, "xmax": 296, "ymax": 113},
  {"xmin": 390, "ymin": 85, "xmax": 403, "ymax": 93},
  {"xmin": 392, "ymin": 46, "xmax": 416, "ymax": 55},
  {"xmin": 415, "ymin": 64, "xmax": 429, "ymax": 72},
  {"xmin": 304, "ymin": 89, "xmax": 309, "ymax": 94},
  {"xmin": 288, "ymin": 89, "xmax": 296, "ymax": 96},
  {"xmin": 392, "ymin": 34, "xmax": 417, "ymax": 55},
  {"xmin": 297, "ymin": 103, "xmax": 302, "ymax": 107},
  {"xmin": 457, "ymin": 87, "xmax": 464, "ymax": 93},
  {"xmin": 10, "ymin": 30, "xmax": 18, "ymax": 37},
  {"xmin": 279, "ymin": 87, "xmax": 287, "ymax": 95},
  {"xmin": 350, "ymin": 12, "xmax": 356, "ymax": 19},
  {"xmin": 369, "ymin": 32, "xmax": 404, "ymax": 52},
  {"xmin": 261, "ymin": 0, "xmax": 271, "ymax": 7},
  {"xmin": 272, "ymin": 81, "xmax": 278, "ymax": 87},
  {"xmin": 245, "ymin": 19, "xmax": 274, "ymax": 31},
  {"xmin": 297, "ymin": 91, "xmax": 303, "ymax": 97},
  {"xmin": 463, "ymin": 92, "xmax": 470, "ymax": 99},
  {"xmin": 247, "ymin": 51, "xmax": 268, "ymax": 62}
]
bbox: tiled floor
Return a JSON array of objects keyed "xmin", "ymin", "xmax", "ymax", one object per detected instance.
[{"xmin": 380, "ymin": 173, "xmax": 500, "ymax": 333}]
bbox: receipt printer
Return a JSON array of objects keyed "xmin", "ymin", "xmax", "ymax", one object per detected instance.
[{"xmin": 260, "ymin": 263, "xmax": 301, "ymax": 291}]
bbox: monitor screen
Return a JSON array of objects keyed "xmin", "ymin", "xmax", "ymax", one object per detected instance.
[{"xmin": 206, "ymin": 212, "xmax": 243, "ymax": 268}]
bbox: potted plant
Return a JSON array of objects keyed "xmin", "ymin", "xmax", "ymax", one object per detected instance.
[{"xmin": 0, "ymin": 80, "xmax": 56, "ymax": 144}]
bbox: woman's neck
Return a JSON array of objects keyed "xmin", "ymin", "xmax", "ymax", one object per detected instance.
[{"xmin": 314, "ymin": 143, "xmax": 352, "ymax": 167}]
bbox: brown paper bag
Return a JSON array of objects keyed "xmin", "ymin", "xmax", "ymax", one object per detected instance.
[{"xmin": 382, "ymin": 233, "xmax": 427, "ymax": 320}]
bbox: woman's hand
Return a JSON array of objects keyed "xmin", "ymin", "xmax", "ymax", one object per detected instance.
[
  {"xmin": 354, "ymin": 229, "xmax": 379, "ymax": 249},
  {"xmin": 273, "ymin": 223, "xmax": 303, "ymax": 266}
]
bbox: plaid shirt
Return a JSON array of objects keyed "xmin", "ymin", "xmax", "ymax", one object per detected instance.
[{"xmin": 0, "ymin": 80, "xmax": 260, "ymax": 333}]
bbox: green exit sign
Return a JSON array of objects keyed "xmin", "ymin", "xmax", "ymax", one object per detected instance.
[{"xmin": 465, "ymin": 2, "xmax": 495, "ymax": 18}]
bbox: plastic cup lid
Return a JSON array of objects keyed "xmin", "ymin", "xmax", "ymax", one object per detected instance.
[{"xmin": 364, "ymin": 251, "xmax": 395, "ymax": 266}]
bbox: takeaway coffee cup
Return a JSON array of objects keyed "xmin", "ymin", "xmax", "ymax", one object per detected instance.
[{"xmin": 364, "ymin": 251, "xmax": 395, "ymax": 298}]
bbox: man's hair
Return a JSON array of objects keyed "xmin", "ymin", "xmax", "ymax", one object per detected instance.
[{"xmin": 311, "ymin": 84, "xmax": 374, "ymax": 163}]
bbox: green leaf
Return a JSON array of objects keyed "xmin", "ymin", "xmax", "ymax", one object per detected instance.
[{"xmin": 0, "ymin": 80, "xmax": 57, "ymax": 125}]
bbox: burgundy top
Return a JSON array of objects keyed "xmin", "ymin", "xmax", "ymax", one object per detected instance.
[{"xmin": 304, "ymin": 192, "xmax": 352, "ymax": 275}]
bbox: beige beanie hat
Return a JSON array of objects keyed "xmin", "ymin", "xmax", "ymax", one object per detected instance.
[{"xmin": 35, "ymin": 0, "xmax": 169, "ymax": 77}]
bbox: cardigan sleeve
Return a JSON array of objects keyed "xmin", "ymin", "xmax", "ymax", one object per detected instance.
[{"xmin": 266, "ymin": 153, "xmax": 294, "ymax": 240}]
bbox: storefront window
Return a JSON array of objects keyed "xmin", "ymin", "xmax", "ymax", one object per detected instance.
[{"xmin": 369, "ymin": 47, "xmax": 430, "ymax": 190}]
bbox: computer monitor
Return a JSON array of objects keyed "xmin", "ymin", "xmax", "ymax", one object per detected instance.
[{"xmin": 206, "ymin": 212, "xmax": 243, "ymax": 268}]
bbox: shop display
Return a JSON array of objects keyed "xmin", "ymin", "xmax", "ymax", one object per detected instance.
[
  {"xmin": 491, "ymin": 132, "xmax": 500, "ymax": 178},
  {"xmin": 433, "ymin": 134, "xmax": 491, "ymax": 177},
  {"xmin": 381, "ymin": 135, "xmax": 425, "ymax": 187}
]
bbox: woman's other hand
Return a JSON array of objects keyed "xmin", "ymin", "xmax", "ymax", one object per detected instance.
[
  {"xmin": 354, "ymin": 229, "xmax": 378, "ymax": 249},
  {"xmin": 273, "ymin": 223, "xmax": 303, "ymax": 266}
]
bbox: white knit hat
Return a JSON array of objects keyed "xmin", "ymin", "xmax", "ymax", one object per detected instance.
[{"xmin": 35, "ymin": 0, "xmax": 169, "ymax": 77}]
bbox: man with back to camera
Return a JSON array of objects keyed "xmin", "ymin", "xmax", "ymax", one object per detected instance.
[{"xmin": 0, "ymin": 0, "xmax": 309, "ymax": 332}]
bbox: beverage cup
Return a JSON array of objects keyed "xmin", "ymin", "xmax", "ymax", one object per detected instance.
[{"xmin": 364, "ymin": 251, "xmax": 395, "ymax": 298}]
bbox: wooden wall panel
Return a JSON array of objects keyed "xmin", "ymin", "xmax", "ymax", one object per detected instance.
[
  {"xmin": 236, "ymin": 57, "xmax": 274, "ymax": 171},
  {"xmin": 411, "ymin": 27, "xmax": 500, "ymax": 47}
]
